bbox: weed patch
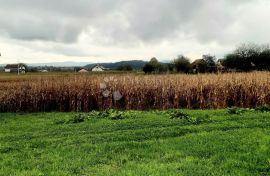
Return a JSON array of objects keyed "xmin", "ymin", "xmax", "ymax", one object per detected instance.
[
  {"xmin": 90, "ymin": 110, "xmax": 139, "ymax": 120},
  {"xmin": 227, "ymin": 107, "xmax": 250, "ymax": 115},
  {"xmin": 255, "ymin": 105, "xmax": 270, "ymax": 112},
  {"xmin": 68, "ymin": 114, "xmax": 88, "ymax": 124},
  {"xmin": 167, "ymin": 110, "xmax": 210, "ymax": 125},
  {"xmin": 61, "ymin": 110, "xmax": 139, "ymax": 124}
]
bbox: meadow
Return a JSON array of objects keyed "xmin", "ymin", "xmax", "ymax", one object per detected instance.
[
  {"xmin": 0, "ymin": 109, "xmax": 270, "ymax": 175},
  {"xmin": 0, "ymin": 72, "xmax": 270, "ymax": 112}
]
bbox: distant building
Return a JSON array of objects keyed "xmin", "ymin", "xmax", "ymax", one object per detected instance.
[
  {"xmin": 217, "ymin": 59, "xmax": 225, "ymax": 73},
  {"xmin": 78, "ymin": 69, "xmax": 88, "ymax": 73},
  {"xmin": 4, "ymin": 63, "xmax": 27, "ymax": 74},
  {"xmin": 92, "ymin": 65, "xmax": 106, "ymax": 72}
]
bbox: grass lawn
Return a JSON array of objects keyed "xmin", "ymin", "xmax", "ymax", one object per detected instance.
[{"xmin": 0, "ymin": 110, "xmax": 270, "ymax": 176}]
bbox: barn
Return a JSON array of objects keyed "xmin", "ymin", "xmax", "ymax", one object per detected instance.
[
  {"xmin": 4, "ymin": 63, "xmax": 27, "ymax": 74},
  {"xmin": 78, "ymin": 69, "xmax": 88, "ymax": 73},
  {"xmin": 92, "ymin": 65, "xmax": 106, "ymax": 72}
]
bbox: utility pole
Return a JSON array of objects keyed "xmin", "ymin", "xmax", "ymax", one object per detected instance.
[
  {"xmin": 17, "ymin": 59, "xmax": 20, "ymax": 76},
  {"xmin": 0, "ymin": 53, "xmax": 1, "ymax": 70}
]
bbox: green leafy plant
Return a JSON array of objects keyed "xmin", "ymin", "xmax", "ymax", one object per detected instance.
[
  {"xmin": 68, "ymin": 114, "xmax": 88, "ymax": 124},
  {"xmin": 168, "ymin": 110, "xmax": 190, "ymax": 120},
  {"xmin": 255, "ymin": 105, "xmax": 270, "ymax": 112},
  {"xmin": 167, "ymin": 110, "xmax": 211, "ymax": 125},
  {"xmin": 54, "ymin": 119, "xmax": 66, "ymax": 125},
  {"xmin": 88, "ymin": 110, "xmax": 137, "ymax": 120},
  {"xmin": 227, "ymin": 107, "xmax": 248, "ymax": 115}
]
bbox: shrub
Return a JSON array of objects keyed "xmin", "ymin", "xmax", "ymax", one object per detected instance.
[
  {"xmin": 68, "ymin": 114, "xmax": 88, "ymax": 124},
  {"xmin": 87, "ymin": 110, "xmax": 137, "ymax": 120},
  {"xmin": 227, "ymin": 107, "xmax": 252, "ymax": 115},
  {"xmin": 255, "ymin": 105, "xmax": 270, "ymax": 112},
  {"xmin": 167, "ymin": 110, "xmax": 210, "ymax": 125},
  {"xmin": 168, "ymin": 110, "xmax": 190, "ymax": 119},
  {"xmin": 54, "ymin": 119, "xmax": 66, "ymax": 125}
]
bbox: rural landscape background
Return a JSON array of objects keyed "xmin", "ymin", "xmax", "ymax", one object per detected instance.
[
  {"xmin": 1, "ymin": 0, "xmax": 270, "ymax": 175},
  {"xmin": 1, "ymin": 47, "xmax": 270, "ymax": 176}
]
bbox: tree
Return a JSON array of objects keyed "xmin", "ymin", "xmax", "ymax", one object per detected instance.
[
  {"xmin": 158, "ymin": 64, "xmax": 168, "ymax": 73},
  {"xmin": 143, "ymin": 63, "xmax": 155, "ymax": 74},
  {"xmin": 257, "ymin": 49, "xmax": 270, "ymax": 70},
  {"xmin": 143, "ymin": 57, "xmax": 164, "ymax": 74},
  {"xmin": 149, "ymin": 57, "xmax": 159, "ymax": 66},
  {"xmin": 191, "ymin": 59, "xmax": 208, "ymax": 73},
  {"xmin": 251, "ymin": 44, "xmax": 270, "ymax": 71},
  {"xmin": 202, "ymin": 54, "xmax": 217, "ymax": 73},
  {"xmin": 224, "ymin": 43, "xmax": 260, "ymax": 71},
  {"xmin": 234, "ymin": 43, "xmax": 260, "ymax": 60},
  {"xmin": 28, "ymin": 67, "xmax": 38, "ymax": 72},
  {"xmin": 167, "ymin": 63, "xmax": 175, "ymax": 72},
  {"xmin": 223, "ymin": 53, "xmax": 246, "ymax": 71},
  {"xmin": 116, "ymin": 64, "xmax": 133, "ymax": 71},
  {"xmin": 173, "ymin": 55, "xmax": 191, "ymax": 73}
]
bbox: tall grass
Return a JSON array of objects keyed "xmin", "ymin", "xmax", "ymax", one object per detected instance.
[{"xmin": 0, "ymin": 72, "xmax": 270, "ymax": 112}]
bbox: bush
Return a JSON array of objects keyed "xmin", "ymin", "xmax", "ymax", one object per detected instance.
[
  {"xmin": 54, "ymin": 119, "xmax": 66, "ymax": 125},
  {"xmin": 96, "ymin": 110, "xmax": 125, "ymax": 120},
  {"xmin": 227, "ymin": 107, "xmax": 250, "ymax": 114},
  {"xmin": 168, "ymin": 110, "xmax": 190, "ymax": 119},
  {"xmin": 167, "ymin": 110, "xmax": 210, "ymax": 125},
  {"xmin": 88, "ymin": 110, "xmax": 137, "ymax": 120},
  {"xmin": 68, "ymin": 114, "xmax": 88, "ymax": 124},
  {"xmin": 255, "ymin": 105, "xmax": 270, "ymax": 112}
]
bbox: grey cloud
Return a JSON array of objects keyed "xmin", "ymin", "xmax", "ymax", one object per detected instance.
[
  {"xmin": 0, "ymin": 0, "xmax": 263, "ymax": 47},
  {"xmin": 121, "ymin": 0, "xmax": 256, "ymax": 44},
  {"xmin": 0, "ymin": 0, "xmax": 123, "ymax": 43},
  {"xmin": 1, "ymin": 0, "xmax": 121, "ymax": 17},
  {"xmin": 122, "ymin": 0, "xmax": 203, "ymax": 42},
  {"xmin": 47, "ymin": 47, "xmax": 92, "ymax": 57},
  {"xmin": 1, "ymin": 17, "xmax": 83, "ymax": 43}
]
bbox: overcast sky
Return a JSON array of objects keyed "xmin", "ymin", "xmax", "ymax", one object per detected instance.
[{"xmin": 0, "ymin": 0, "xmax": 270, "ymax": 64}]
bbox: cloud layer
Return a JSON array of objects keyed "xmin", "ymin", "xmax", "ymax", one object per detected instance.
[{"xmin": 0, "ymin": 0, "xmax": 269, "ymax": 63}]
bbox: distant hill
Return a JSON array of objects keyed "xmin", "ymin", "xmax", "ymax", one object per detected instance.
[
  {"xmin": 85, "ymin": 60, "xmax": 147, "ymax": 70},
  {"xmin": 28, "ymin": 61, "xmax": 92, "ymax": 67}
]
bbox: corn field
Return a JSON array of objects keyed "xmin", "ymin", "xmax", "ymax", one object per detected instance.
[{"xmin": 0, "ymin": 72, "xmax": 270, "ymax": 112}]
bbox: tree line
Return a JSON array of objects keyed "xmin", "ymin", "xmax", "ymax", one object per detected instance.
[{"xmin": 143, "ymin": 43, "xmax": 270, "ymax": 74}]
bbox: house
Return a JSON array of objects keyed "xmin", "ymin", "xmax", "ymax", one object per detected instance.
[
  {"xmin": 40, "ymin": 70, "xmax": 49, "ymax": 73},
  {"xmin": 92, "ymin": 65, "xmax": 106, "ymax": 72},
  {"xmin": 78, "ymin": 69, "xmax": 88, "ymax": 73},
  {"xmin": 217, "ymin": 59, "xmax": 225, "ymax": 73},
  {"xmin": 4, "ymin": 63, "xmax": 27, "ymax": 74}
]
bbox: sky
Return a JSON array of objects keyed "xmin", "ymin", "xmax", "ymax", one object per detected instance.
[{"xmin": 0, "ymin": 0, "xmax": 270, "ymax": 64}]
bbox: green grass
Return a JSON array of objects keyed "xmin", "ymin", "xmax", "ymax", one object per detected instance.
[{"xmin": 0, "ymin": 110, "xmax": 270, "ymax": 176}]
